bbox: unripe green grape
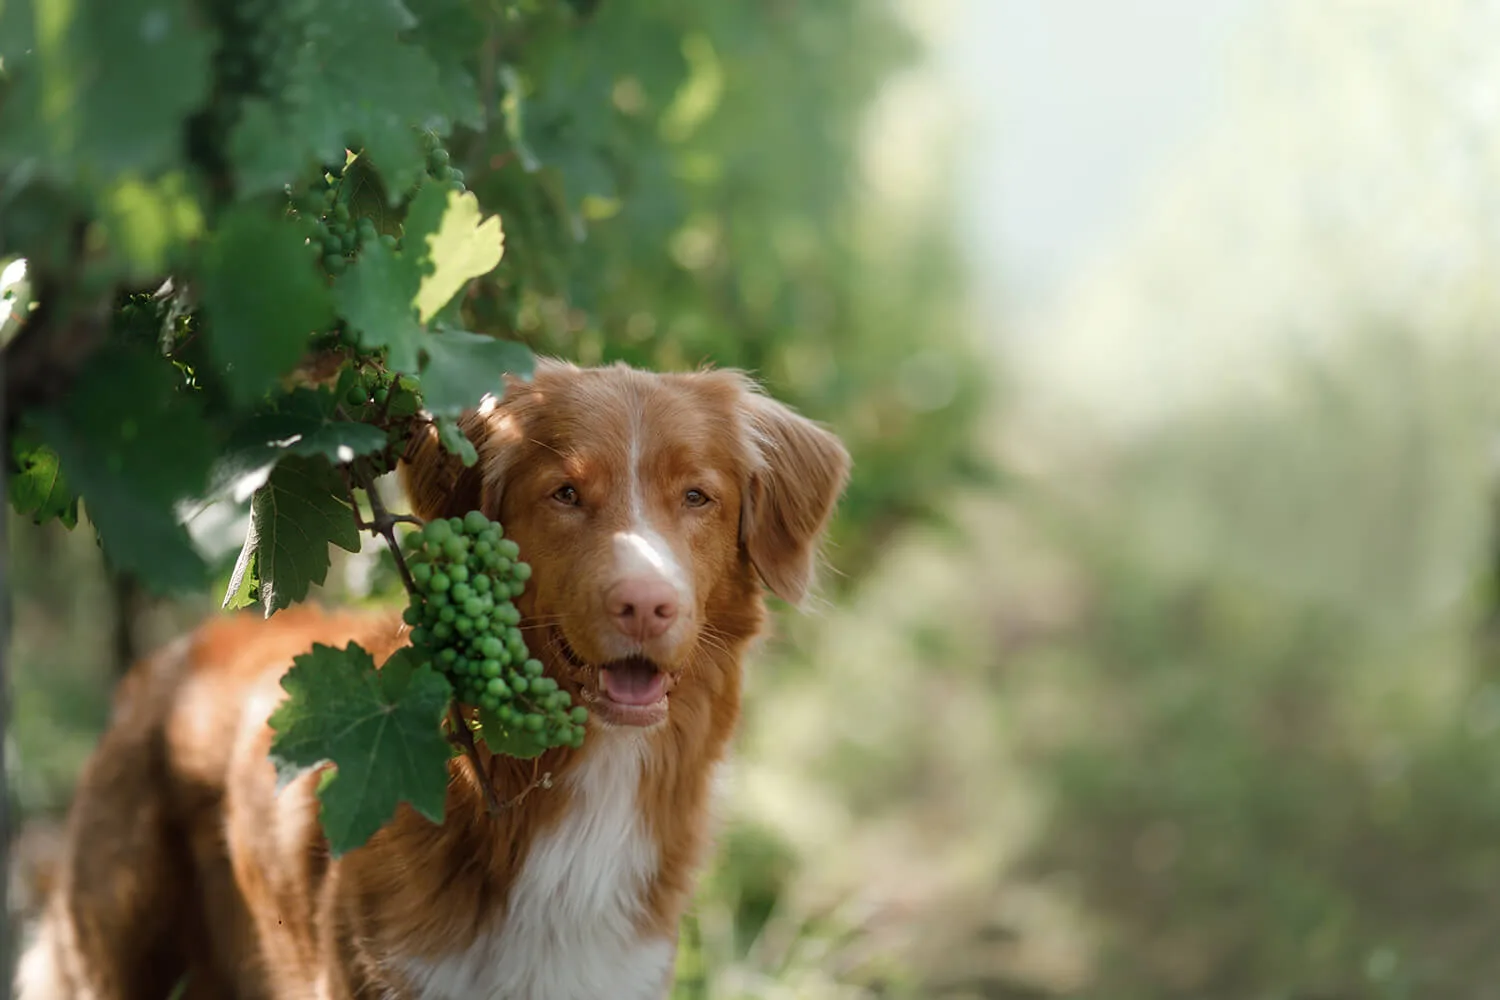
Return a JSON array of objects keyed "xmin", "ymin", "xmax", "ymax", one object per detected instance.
[
  {"xmin": 374, "ymin": 387, "xmax": 389, "ymax": 405},
  {"xmin": 481, "ymin": 660, "xmax": 501, "ymax": 679},
  {"xmin": 481, "ymin": 693, "xmax": 500, "ymax": 711},
  {"xmin": 523, "ymin": 714, "xmax": 544, "ymax": 733},
  {"xmin": 439, "ymin": 605, "xmax": 456, "ymax": 623},
  {"xmin": 451, "ymin": 583, "xmax": 473, "ymax": 603},
  {"xmin": 513, "ymin": 562, "xmax": 532, "ymax": 581},
  {"xmin": 430, "ymin": 572, "xmax": 450, "ymax": 592},
  {"xmin": 570, "ymin": 706, "xmax": 588, "ymax": 725},
  {"xmin": 523, "ymin": 658, "xmax": 544, "ymax": 677},
  {"xmin": 463, "ymin": 510, "xmax": 488, "ymax": 534},
  {"xmin": 449, "ymin": 564, "xmax": 469, "ymax": 583},
  {"xmin": 424, "ymin": 519, "xmax": 453, "ymax": 544},
  {"xmin": 472, "ymin": 574, "xmax": 492, "ymax": 593},
  {"xmin": 432, "ymin": 621, "xmax": 452, "ymax": 640},
  {"xmin": 410, "ymin": 627, "xmax": 429, "ymax": 645},
  {"xmin": 464, "ymin": 597, "xmax": 484, "ymax": 617},
  {"xmin": 402, "ymin": 606, "xmax": 422, "ymax": 626}
]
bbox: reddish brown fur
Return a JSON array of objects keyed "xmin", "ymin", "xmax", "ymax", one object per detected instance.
[{"xmin": 18, "ymin": 360, "xmax": 849, "ymax": 1000}]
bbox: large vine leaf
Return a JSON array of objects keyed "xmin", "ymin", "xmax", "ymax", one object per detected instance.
[
  {"xmin": 199, "ymin": 207, "xmax": 335, "ymax": 404},
  {"xmin": 268, "ymin": 644, "xmax": 454, "ymax": 857},
  {"xmin": 224, "ymin": 387, "xmax": 389, "ymax": 473},
  {"xmin": 0, "ymin": 0, "xmax": 214, "ymax": 181},
  {"xmin": 225, "ymin": 455, "xmax": 361, "ymax": 616},
  {"xmin": 228, "ymin": 0, "xmax": 473, "ymax": 198},
  {"xmin": 405, "ymin": 185, "xmax": 506, "ymax": 323},
  {"xmin": 419, "ymin": 331, "xmax": 534, "ymax": 419},
  {"xmin": 33, "ymin": 345, "xmax": 215, "ymax": 593},
  {"xmin": 331, "ymin": 242, "xmax": 424, "ymax": 373}
]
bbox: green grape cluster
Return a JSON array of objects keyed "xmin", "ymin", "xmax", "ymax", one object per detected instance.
[
  {"xmin": 421, "ymin": 133, "xmax": 467, "ymax": 193},
  {"xmin": 293, "ymin": 181, "xmax": 398, "ymax": 277},
  {"xmin": 402, "ymin": 512, "xmax": 587, "ymax": 752},
  {"xmin": 343, "ymin": 368, "xmax": 420, "ymax": 416}
]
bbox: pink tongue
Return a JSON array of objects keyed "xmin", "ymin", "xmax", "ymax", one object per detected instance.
[{"xmin": 601, "ymin": 662, "xmax": 667, "ymax": 705}]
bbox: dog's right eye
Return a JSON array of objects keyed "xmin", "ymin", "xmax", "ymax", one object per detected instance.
[{"xmin": 551, "ymin": 484, "xmax": 580, "ymax": 506}]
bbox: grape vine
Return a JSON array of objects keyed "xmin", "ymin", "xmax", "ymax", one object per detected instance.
[{"xmin": 1, "ymin": 0, "xmax": 987, "ymax": 859}]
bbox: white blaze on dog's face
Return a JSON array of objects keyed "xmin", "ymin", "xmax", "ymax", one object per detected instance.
[{"xmin": 401, "ymin": 361, "xmax": 851, "ymax": 729}]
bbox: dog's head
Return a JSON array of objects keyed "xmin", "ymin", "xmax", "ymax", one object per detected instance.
[{"xmin": 399, "ymin": 359, "xmax": 850, "ymax": 728}]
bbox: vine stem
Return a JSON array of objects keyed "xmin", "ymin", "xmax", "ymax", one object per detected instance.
[
  {"xmin": 344, "ymin": 461, "xmax": 504, "ymax": 817},
  {"xmin": 448, "ymin": 703, "xmax": 504, "ymax": 817}
]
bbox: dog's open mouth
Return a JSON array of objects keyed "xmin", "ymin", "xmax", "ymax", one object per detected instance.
[{"xmin": 555, "ymin": 633, "xmax": 672, "ymax": 728}]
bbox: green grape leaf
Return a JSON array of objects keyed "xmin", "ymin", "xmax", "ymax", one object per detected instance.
[
  {"xmin": 226, "ymin": 455, "xmax": 361, "ymax": 616},
  {"xmin": 227, "ymin": 0, "xmax": 470, "ymax": 198},
  {"xmin": 331, "ymin": 242, "xmax": 424, "ymax": 373},
  {"xmin": 403, "ymin": 0, "xmax": 485, "ymax": 129},
  {"xmin": 477, "ymin": 705, "xmax": 546, "ymax": 759},
  {"xmin": 0, "ymin": 0, "xmax": 215, "ymax": 181},
  {"xmin": 222, "ymin": 548, "xmax": 260, "ymax": 612},
  {"xmin": 419, "ymin": 331, "xmax": 534, "ymax": 419},
  {"xmin": 9, "ymin": 433, "xmax": 78, "ymax": 528},
  {"xmin": 436, "ymin": 414, "xmax": 479, "ymax": 467},
  {"xmin": 268, "ymin": 644, "xmax": 454, "ymax": 857},
  {"xmin": 200, "ymin": 207, "xmax": 335, "ymax": 404},
  {"xmin": 405, "ymin": 185, "xmax": 506, "ymax": 323},
  {"xmin": 33, "ymin": 345, "xmax": 214, "ymax": 593},
  {"xmin": 225, "ymin": 388, "xmax": 389, "ymax": 472}
]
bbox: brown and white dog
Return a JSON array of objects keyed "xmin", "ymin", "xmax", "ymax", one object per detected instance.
[{"xmin": 16, "ymin": 360, "xmax": 850, "ymax": 1000}]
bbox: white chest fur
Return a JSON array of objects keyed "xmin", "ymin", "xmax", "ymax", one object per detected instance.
[{"xmin": 396, "ymin": 731, "xmax": 674, "ymax": 1000}]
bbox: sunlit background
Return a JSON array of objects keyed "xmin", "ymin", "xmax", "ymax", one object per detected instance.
[{"xmin": 13, "ymin": 0, "xmax": 1500, "ymax": 996}]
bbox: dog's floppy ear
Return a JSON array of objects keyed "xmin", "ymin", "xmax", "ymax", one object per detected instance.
[
  {"xmin": 398, "ymin": 410, "xmax": 493, "ymax": 522},
  {"xmin": 739, "ymin": 388, "xmax": 852, "ymax": 606}
]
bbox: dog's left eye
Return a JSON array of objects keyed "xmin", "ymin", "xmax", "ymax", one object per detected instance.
[{"xmin": 684, "ymin": 488, "xmax": 711, "ymax": 508}]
